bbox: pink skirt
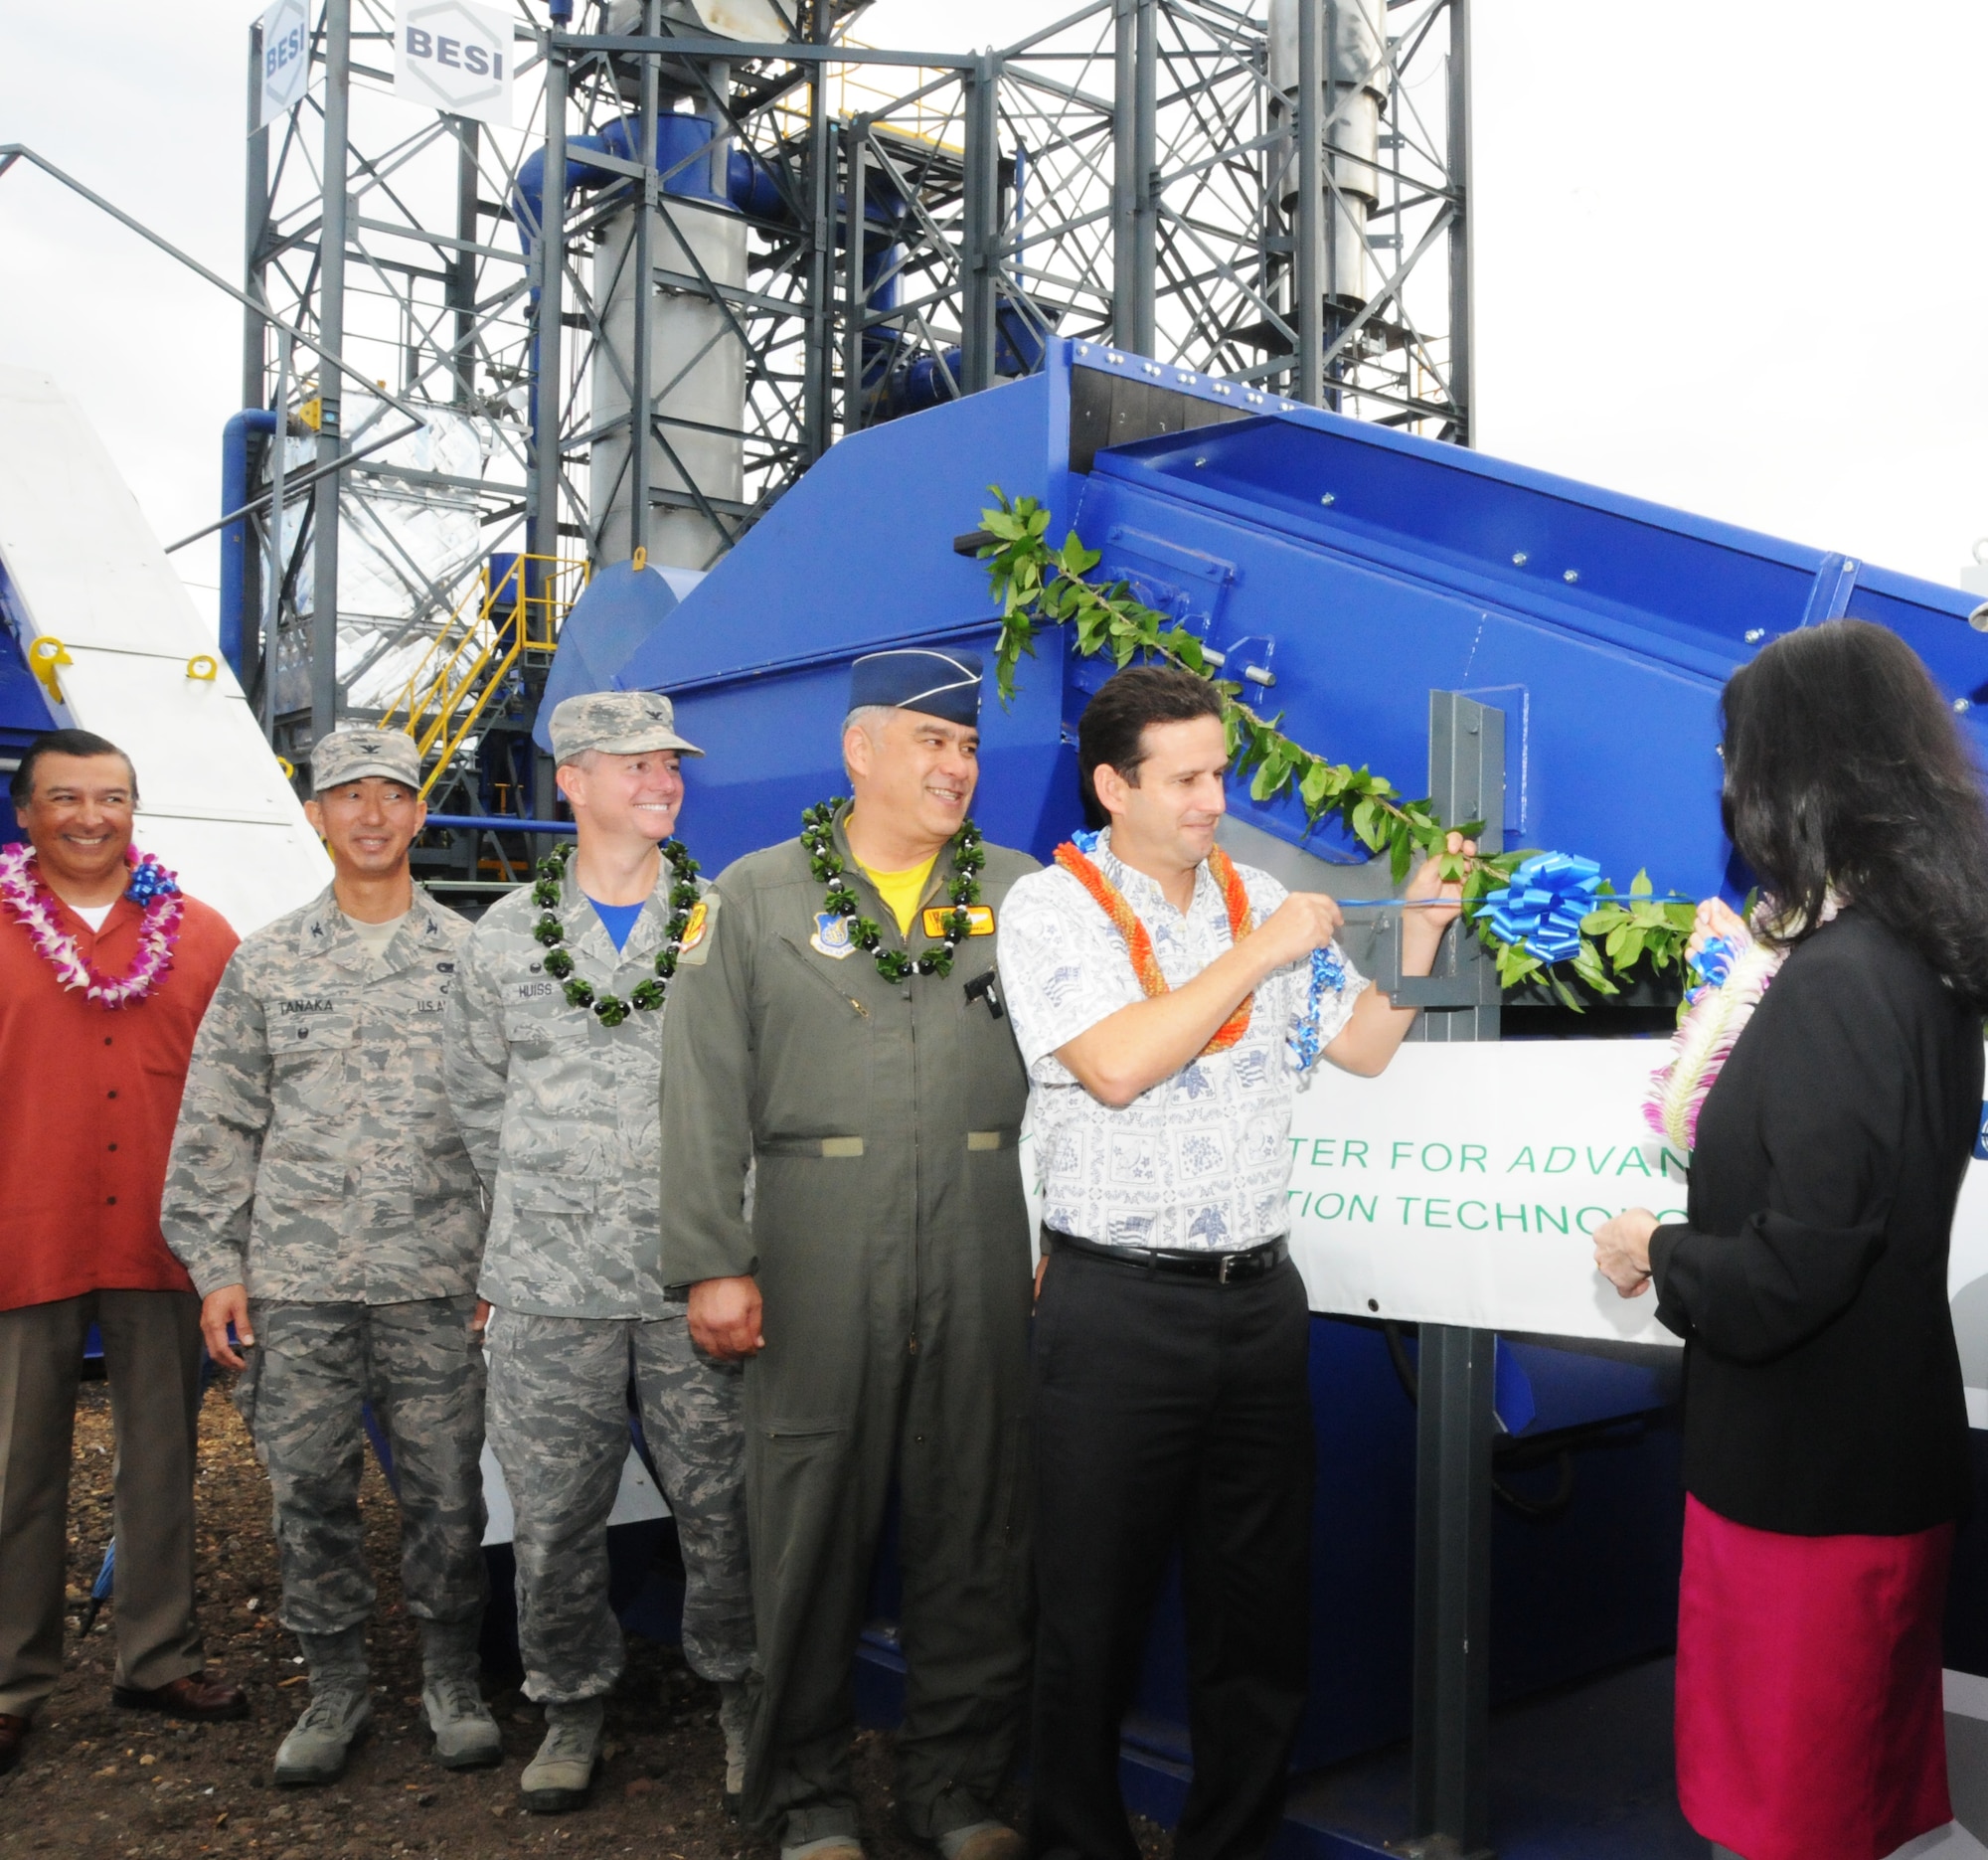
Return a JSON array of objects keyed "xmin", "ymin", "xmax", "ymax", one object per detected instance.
[{"xmin": 1675, "ymin": 1493, "xmax": 1954, "ymax": 1860}]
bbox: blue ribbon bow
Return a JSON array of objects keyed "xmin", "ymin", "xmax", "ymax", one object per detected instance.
[
  {"xmin": 1473, "ymin": 852, "xmax": 1603, "ymax": 965},
  {"xmin": 1684, "ymin": 932, "xmax": 1738, "ymax": 1004}
]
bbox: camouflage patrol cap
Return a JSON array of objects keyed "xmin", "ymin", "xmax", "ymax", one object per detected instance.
[
  {"xmin": 310, "ymin": 727, "xmax": 421, "ymax": 793},
  {"xmin": 548, "ymin": 690, "xmax": 704, "ymax": 765}
]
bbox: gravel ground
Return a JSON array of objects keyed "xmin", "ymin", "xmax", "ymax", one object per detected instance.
[{"xmin": 0, "ymin": 1373, "xmax": 1015, "ymax": 1860}]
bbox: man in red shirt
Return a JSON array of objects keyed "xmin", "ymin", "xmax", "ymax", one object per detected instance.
[{"xmin": 0, "ymin": 729, "xmax": 248, "ymax": 1775}]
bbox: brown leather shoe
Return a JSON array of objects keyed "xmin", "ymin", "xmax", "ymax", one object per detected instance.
[
  {"xmin": 112, "ymin": 1675, "xmax": 248, "ymax": 1722},
  {"xmin": 0, "ymin": 1714, "xmax": 27, "ymax": 1775}
]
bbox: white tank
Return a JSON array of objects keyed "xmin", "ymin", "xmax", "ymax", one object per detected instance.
[
  {"xmin": 588, "ymin": 187, "xmax": 748, "ymax": 572},
  {"xmin": 589, "ymin": 0, "xmax": 757, "ymax": 572},
  {"xmin": 1268, "ymin": 0, "xmax": 1389, "ymax": 306}
]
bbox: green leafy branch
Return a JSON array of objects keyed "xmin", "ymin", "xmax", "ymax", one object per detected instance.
[{"xmin": 975, "ymin": 488, "xmax": 1696, "ymax": 1009}]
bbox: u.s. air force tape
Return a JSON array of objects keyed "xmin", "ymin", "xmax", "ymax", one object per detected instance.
[{"xmin": 921, "ymin": 904, "xmax": 995, "ymax": 938}]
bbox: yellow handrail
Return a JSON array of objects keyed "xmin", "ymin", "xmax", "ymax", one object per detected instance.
[{"xmin": 378, "ymin": 553, "xmax": 587, "ymax": 798}]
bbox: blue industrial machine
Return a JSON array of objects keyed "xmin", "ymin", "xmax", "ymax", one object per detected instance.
[
  {"xmin": 612, "ymin": 337, "xmax": 1988, "ymax": 891},
  {"xmin": 572, "ymin": 335, "xmax": 1988, "ymax": 1856}
]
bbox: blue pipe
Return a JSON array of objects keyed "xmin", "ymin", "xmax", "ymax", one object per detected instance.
[
  {"xmin": 221, "ymin": 410, "xmax": 280, "ymax": 681},
  {"xmin": 874, "ymin": 304, "xmax": 1055, "ymax": 421}
]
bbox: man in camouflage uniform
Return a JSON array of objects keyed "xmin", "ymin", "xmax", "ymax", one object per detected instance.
[
  {"xmin": 162, "ymin": 727, "xmax": 499, "ymax": 1785},
  {"xmin": 660, "ymin": 649, "xmax": 1037, "ymax": 1860},
  {"xmin": 443, "ymin": 690, "xmax": 752, "ymax": 1816}
]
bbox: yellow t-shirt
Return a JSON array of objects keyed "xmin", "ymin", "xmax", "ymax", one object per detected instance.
[{"xmin": 861, "ymin": 853, "xmax": 939, "ymax": 935}]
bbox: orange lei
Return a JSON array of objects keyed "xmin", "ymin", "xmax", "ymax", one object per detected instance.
[{"xmin": 1054, "ymin": 839, "xmax": 1256, "ymax": 1055}]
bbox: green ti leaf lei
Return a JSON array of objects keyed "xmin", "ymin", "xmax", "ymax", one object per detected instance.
[
  {"xmin": 530, "ymin": 839, "xmax": 701, "ymax": 1028},
  {"xmin": 974, "ymin": 488, "xmax": 1695, "ymax": 1012},
  {"xmin": 801, "ymin": 799, "xmax": 984, "ymax": 982}
]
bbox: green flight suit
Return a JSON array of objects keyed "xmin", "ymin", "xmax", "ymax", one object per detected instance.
[{"xmin": 658, "ymin": 806, "xmax": 1037, "ymax": 1847}]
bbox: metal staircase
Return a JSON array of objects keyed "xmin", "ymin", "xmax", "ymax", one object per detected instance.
[{"xmin": 380, "ymin": 552, "xmax": 586, "ymax": 797}]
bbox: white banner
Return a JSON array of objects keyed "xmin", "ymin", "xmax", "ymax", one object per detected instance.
[
  {"xmin": 1288, "ymin": 1042, "xmax": 1988, "ymax": 1371},
  {"xmin": 394, "ymin": 0, "xmax": 514, "ymax": 126},
  {"xmin": 1290, "ymin": 1043, "xmax": 1689, "ymax": 1346},
  {"xmin": 257, "ymin": 0, "xmax": 311, "ymax": 127}
]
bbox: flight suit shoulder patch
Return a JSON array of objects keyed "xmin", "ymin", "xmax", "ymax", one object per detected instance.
[
  {"xmin": 676, "ymin": 893, "xmax": 719, "ymax": 965},
  {"xmin": 809, "ymin": 910, "xmax": 857, "ymax": 960}
]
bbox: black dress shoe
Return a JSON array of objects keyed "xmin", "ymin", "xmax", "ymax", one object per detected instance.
[
  {"xmin": 0, "ymin": 1713, "xmax": 28, "ymax": 1775},
  {"xmin": 112, "ymin": 1675, "xmax": 249, "ymax": 1722}
]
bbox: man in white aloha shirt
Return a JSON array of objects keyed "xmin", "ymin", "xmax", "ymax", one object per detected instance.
[{"xmin": 999, "ymin": 666, "xmax": 1470, "ymax": 1860}]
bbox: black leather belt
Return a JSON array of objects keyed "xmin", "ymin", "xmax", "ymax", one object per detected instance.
[{"xmin": 1043, "ymin": 1227, "xmax": 1289, "ymax": 1284}]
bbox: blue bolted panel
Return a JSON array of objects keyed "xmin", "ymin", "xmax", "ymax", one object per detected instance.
[
  {"xmin": 620, "ymin": 337, "xmax": 1988, "ymax": 899},
  {"xmin": 616, "ymin": 367, "xmax": 1080, "ymax": 874}
]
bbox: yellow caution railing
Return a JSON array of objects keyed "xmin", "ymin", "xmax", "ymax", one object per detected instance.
[
  {"xmin": 380, "ymin": 553, "xmax": 588, "ymax": 799},
  {"xmin": 769, "ymin": 43, "xmax": 966, "ymax": 152}
]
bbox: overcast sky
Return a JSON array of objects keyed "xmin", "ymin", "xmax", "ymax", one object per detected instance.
[
  {"xmin": 2, "ymin": 1, "xmax": 1984, "ymax": 639},
  {"xmin": 1472, "ymin": 0, "xmax": 1988, "ymax": 590}
]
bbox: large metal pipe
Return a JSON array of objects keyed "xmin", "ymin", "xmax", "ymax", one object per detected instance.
[
  {"xmin": 1270, "ymin": 0, "xmax": 1388, "ymax": 312},
  {"xmin": 219, "ymin": 410, "xmax": 279, "ymax": 681}
]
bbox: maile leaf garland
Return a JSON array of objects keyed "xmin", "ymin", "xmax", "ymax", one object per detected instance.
[{"xmin": 973, "ymin": 489, "xmax": 1695, "ymax": 1009}]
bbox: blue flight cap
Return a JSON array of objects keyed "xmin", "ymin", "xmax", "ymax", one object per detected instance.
[{"xmin": 848, "ymin": 647, "xmax": 985, "ymax": 727}]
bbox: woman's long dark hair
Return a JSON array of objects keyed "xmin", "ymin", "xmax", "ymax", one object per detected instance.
[{"xmin": 1721, "ymin": 617, "xmax": 1988, "ymax": 1004}]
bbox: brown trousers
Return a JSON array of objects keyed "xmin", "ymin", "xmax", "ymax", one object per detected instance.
[{"xmin": 0, "ymin": 1289, "xmax": 206, "ymax": 1716}]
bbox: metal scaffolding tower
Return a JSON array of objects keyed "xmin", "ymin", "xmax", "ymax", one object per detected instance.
[{"xmin": 239, "ymin": 0, "xmax": 1468, "ymax": 785}]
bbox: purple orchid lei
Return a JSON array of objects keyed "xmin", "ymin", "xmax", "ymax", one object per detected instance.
[{"xmin": 0, "ymin": 841, "xmax": 184, "ymax": 1008}]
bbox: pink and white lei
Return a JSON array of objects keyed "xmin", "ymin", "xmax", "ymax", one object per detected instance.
[
  {"xmin": 0, "ymin": 840, "xmax": 184, "ymax": 1008},
  {"xmin": 1642, "ymin": 892, "xmax": 1840, "ymax": 1151}
]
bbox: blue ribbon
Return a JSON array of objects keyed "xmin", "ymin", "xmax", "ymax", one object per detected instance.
[
  {"xmin": 1070, "ymin": 827, "xmax": 1103, "ymax": 855},
  {"xmin": 1287, "ymin": 946, "xmax": 1348, "ymax": 1073},
  {"xmin": 1684, "ymin": 932, "xmax": 1737, "ymax": 1005},
  {"xmin": 1473, "ymin": 852, "xmax": 1603, "ymax": 965}
]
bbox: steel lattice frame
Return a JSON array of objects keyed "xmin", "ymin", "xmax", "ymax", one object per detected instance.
[{"xmin": 244, "ymin": 0, "xmax": 1466, "ymax": 757}]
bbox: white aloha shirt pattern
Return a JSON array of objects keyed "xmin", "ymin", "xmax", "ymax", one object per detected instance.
[{"xmin": 999, "ymin": 828, "xmax": 1368, "ymax": 1252}]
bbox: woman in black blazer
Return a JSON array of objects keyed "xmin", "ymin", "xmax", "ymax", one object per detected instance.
[{"xmin": 1593, "ymin": 619, "xmax": 1988, "ymax": 1860}]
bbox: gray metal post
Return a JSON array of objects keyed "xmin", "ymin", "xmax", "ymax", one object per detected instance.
[
  {"xmin": 243, "ymin": 22, "xmax": 269, "ymax": 414},
  {"xmin": 1409, "ymin": 691, "xmax": 1503, "ymax": 1044},
  {"xmin": 1110, "ymin": 0, "xmax": 1137, "ymax": 347},
  {"xmin": 309, "ymin": 0, "xmax": 352, "ymax": 748},
  {"xmin": 1294, "ymin": 0, "xmax": 1323, "ymax": 404},
  {"xmin": 960, "ymin": 55, "xmax": 998, "ymax": 395},
  {"xmin": 242, "ymin": 21, "xmax": 270, "ymax": 701},
  {"xmin": 843, "ymin": 119, "xmax": 867, "ymax": 433},
  {"xmin": 1399, "ymin": 685, "xmax": 1502, "ymax": 1860},
  {"xmin": 1131, "ymin": 0, "xmax": 1157, "ymax": 355},
  {"xmin": 1111, "ymin": 0, "xmax": 1156, "ymax": 354},
  {"xmin": 450, "ymin": 116, "xmax": 479, "ymax": 408},
  {"xmin": 1408, "ymin": 1324, "xmax": 1496, "ymax": 1860},
  {"xmin": 629, "ymin": 0, "xmax": 660, "ymax": 561},
  {"xmin": 802, "ymin": 0, "xmax": 835, "ymax": 460},
  {"xmin": 263, "ymin": 333, "xmax": 290, "ymax": 741},
  {"xmin": 532, "ymin": 39, "xmax": 568, "ymax": 564},
  {"xmin": 1446, "ymin": 0, "xmax": 1472, "ymax": 445}
]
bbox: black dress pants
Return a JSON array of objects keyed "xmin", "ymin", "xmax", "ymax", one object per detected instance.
[{"xmin": 1028, "ymin": 1248, "xmax": 1314, "ymax": 1860}]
